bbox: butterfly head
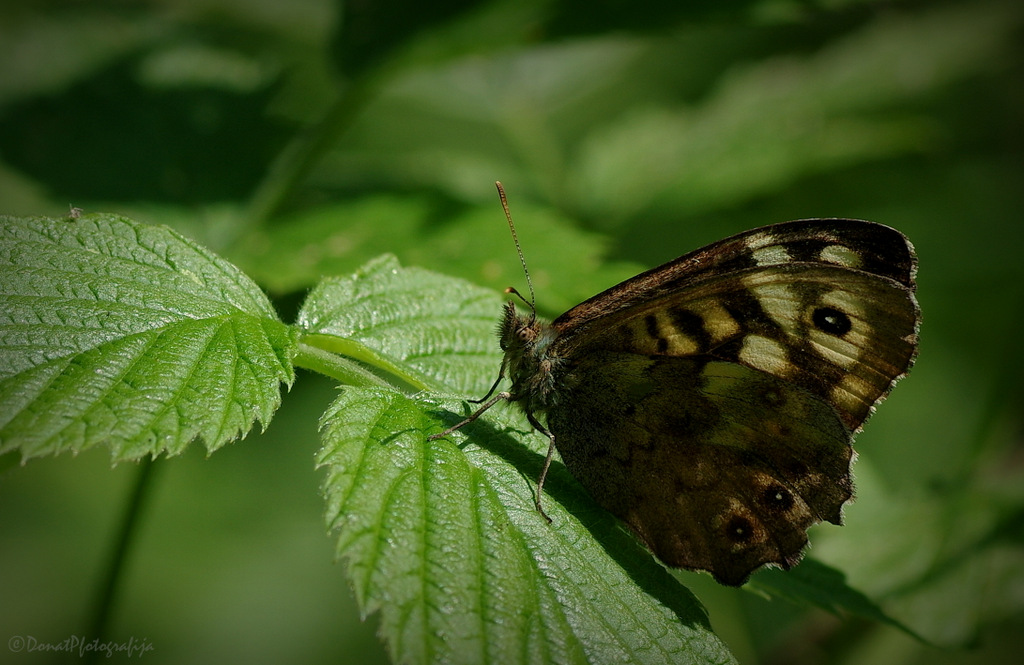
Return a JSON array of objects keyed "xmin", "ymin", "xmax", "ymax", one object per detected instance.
[
  {"xmin": 498, "ymin": 299, "xmax": 562, "ymax": 412},
  {"xmin": 498, "ymin": 300, "xmax": 538, "ymax": 351}
]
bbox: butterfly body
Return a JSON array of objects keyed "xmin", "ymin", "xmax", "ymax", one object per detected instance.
[{"xmin": 491, "ymin": 218, "xmax": 919, "ymax": 586}]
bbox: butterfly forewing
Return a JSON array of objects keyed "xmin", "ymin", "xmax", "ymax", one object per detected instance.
[
  {"xmin": 550, "ymin": 219, "xmax": 919, "ymax": 432},
  {"xmin": 551, "ymin": 219, "xmax": 916, "ymax": 349},
  {"xmin": 564, "ymin": 262, "xmax": 916, "ymax": 431}
]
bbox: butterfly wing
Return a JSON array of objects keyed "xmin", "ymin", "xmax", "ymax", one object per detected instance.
[
  {"xmin": 542, "ymin": 220, "xmax": 918, "ymax": 584},
  {"xmin": 550, "ymin": 219, "xmax": 919, "ymax": 431},
  {"xmin": 552, "ymin": 219, "xmax": 915, "ymax": 339},
  {"xmin": 547, "ymin": 353, "xmax": 852, "ymax": 586}
]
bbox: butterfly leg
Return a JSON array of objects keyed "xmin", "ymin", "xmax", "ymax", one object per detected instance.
[
  {"xmin": 427, "ymin": 392, "xmax": 511, "ymax": 440},
  {"xmin": 469, "ymin": 373, "xmax": 506, "ymax": 405},
  {"xmin": 527, "ymin": 412, "xmax": 556, "ymax": 524}
]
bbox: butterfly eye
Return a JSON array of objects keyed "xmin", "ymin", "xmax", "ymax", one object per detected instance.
[
  {"xmin": 812, "ymin": 306, "xmax": 852, "ymax": 336},
  {"xmin": 725, "ymin": 516, "xmax": 755, "ymax": 544},
  {"xmin": 761, "ymin": 486, "xmax": 794, "ymax": 512}
]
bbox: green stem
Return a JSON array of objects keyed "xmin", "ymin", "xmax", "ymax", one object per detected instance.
[
  {"xmin": 293, "ymin": 341, "xmax": 393, "ymax": 388},
  {"xmin": 83, "ymin": 458, "xmax": 158, "ymax": 665},
  {"xmin": 293, "ymin": 337, "xmax": 438, "ymax": 393}
]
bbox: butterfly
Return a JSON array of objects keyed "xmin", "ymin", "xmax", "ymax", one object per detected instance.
[{"xmin": 431, "ymin": 182, "xmax": 920, "ymax": 586}]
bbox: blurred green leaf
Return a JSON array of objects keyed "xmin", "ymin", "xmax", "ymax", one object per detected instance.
[
  {"xmin": 333, "ymin": 0, "xmax": 489, "ymax": 75},
  {"xmin": 750, "ymin": 559, "xmax": 926, "ymax": 642},
  {"xmin": 234, "ymin": 196, "xmax": 437, "ymax": 294},
  {"xmin": 0, "ymin": 11, "xmax": 162, "ymax": 104},
  {"xmin": 234, "ymin": 193, "xmax": 642, "ymax": 316},
  {"xmin": 570, "ymin": 1, "xmax": 1020, "ymax": 224},
  {"xmin": 811, "ymin": 458, "xmax": 1024, "ymax": 648}
]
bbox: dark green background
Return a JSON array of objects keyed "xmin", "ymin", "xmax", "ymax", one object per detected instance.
[{"xmin": 1, "ymin": 1, "xmax": 1022, "ymax": 663}]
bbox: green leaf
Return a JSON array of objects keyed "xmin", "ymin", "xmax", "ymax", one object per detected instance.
[
  {"xmin": 0, "ymin": 213, "xmax": 296, "ymax": 462},
  {"xmin": 318, "ymin": 386, "xmax": 737, "ymax": 665},
  {"xmin": 302, "ymin": 255, "xmax": 735, "ymax": 663},
  {"xmin": 297, "ymin": 254, "xmax": 504, "ymax": 396}
]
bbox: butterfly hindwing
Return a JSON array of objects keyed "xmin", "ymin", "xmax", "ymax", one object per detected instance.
[{"xmin": 547, "ymin": 352, "xmax": 853, "ymax": 586}]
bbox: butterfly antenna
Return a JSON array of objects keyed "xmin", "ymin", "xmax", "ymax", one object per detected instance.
[{"xmin": 495, "ymin": 181, "xmax": 536, "ymax": 318}]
